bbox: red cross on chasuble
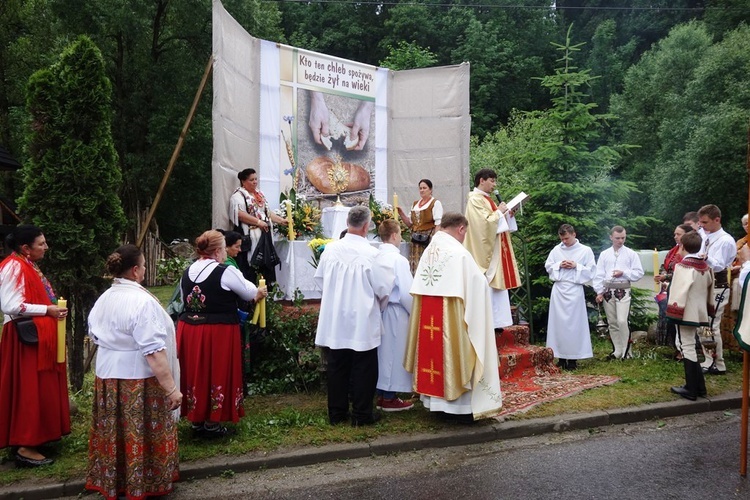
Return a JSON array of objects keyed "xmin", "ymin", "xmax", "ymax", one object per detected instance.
[{"xmin": 415, "ymin": 295, "xmax": 446, "ymax": 398}]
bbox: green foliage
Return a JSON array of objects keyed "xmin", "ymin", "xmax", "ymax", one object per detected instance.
[
  {"xmin": 379, "ymin": 41, "xmax": 437, "ymax": 71},
  {"xmin": 247, "ymin": 287, "xmax": 322, "ymax": 395},
  {"xmin": 20, "ymin": 35, "xmax": 126, "ymax": 390},
  {"xmin": 156, "ymin": 255, "xmax": 191, "ymax": 286},
  {"xmin": 629, "ymin": 287, "xmax": 658, "ymax": 332}
]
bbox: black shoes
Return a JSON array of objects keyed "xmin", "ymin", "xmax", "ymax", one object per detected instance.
[
  {"xmin": 556, "ymin": 359, "xmax": 577, "ymax": 371},
  {"xmin": 351, "ymin": 413, "xmax": 381, "ymax": 427},
  {"xmin": 15, "ymin": 452, "xmax": 54, "ymax": 468},
  {"xmin": 670, "ymin": 385, "xmax": 697, "ymax": 401},
  {"xmin": 192, "ymin": 423, "xmax": 235, "ymax": 439},
  {"xmin": 702, "ymin": 365, "xmax": 726, "ymax": 375}
]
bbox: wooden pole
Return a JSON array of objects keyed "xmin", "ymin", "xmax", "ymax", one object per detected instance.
[
  {"xmin": 136, "ymin": 56, "xmax": 213, "ymax": 247},
  {"xmin": 742, "ymin": 119, "xmax": 750, "ymax": 477}
]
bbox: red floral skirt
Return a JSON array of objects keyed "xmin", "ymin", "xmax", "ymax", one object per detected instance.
[
  {"xmin": 86, "ymin": 377, "xmax": 179, "ymax": 500},
  {"xmin": 177, "ymin": 321, "xmax": 245, "ymax": 423},
  {"xmin": 0, "ymin": 322, "xmax": 70, "ymax": 448}
]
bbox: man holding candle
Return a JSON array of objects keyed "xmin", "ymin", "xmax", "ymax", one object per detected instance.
[
  {"xmin": 464, "ymin": 168, "xmax": 521, "ymax": 332},
  {"xmin": 593, "ymin": 226, "xmax": 644, "ymax": 360},
  {"xmin": 314, "ymin": 206, "xmax": 390, "ymax": 426}
]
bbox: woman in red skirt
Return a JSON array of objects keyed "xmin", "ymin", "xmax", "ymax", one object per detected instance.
[
  {"xmin": 86, "ymin": 245, "xmax": 182, "ymax": 499},
  {"xmin": 0, "ymin": 225, "xmax": 70, "ymax": 467},
  {"xmin": 177, "ymin": 230, "xmax": 267, "ymax": 437}
]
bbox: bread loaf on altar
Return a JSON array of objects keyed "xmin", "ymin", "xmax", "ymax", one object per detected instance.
[{"xmin": 306, "ymin": 156, "xmax": 371, "ymax": 194}]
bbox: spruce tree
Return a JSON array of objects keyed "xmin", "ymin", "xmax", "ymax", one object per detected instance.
[{"xmin": 21, "ymin": 35, "xmax": 126, "ymax": 390}]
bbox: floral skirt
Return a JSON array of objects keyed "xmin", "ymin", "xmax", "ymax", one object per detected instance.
[
  {"xmin": 409, "ymin": 241, "xmax": 428, "ymax": 274},
  {"xmin": 177, "ymin": 321, "xmax": 245, "ymax": 423},
  {"xmin": 86, "ymin": 377, "xmax": 179, "ymax": 500}
]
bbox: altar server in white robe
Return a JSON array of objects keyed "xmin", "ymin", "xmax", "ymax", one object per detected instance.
[
  {"xmin": 314, "ymin": 206, "xmax": 390, "ymax": 426},
  {"xmin": 545, "ymin": 224, "xmax": 596, "ymax": 370},
  {"xmin": 372, "ymin": 220, "xmax": 414, "ymax": 412}
]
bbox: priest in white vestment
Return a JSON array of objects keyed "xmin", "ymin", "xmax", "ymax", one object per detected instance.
[
  {"xmin": 405, "ymin": 213, "xmax": 502, "ymax": 421},
  {"xmin": 545, "ymin": 224, "xmax": 596, "ymax": 370}
]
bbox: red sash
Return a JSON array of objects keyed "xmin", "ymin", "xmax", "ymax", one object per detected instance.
[{"xmin": 414, "ymin": 295, "xmax": 445, "ymax": 397}]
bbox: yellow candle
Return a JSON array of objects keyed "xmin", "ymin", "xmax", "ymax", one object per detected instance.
[
  {"xmin": 653, "ymin": 249, "xmax": 660, "ymax": 292},
  {"xmin": 258, "ymin": 278, "xmax": 266, "ymax": 328},
  {"xmin": 57, "ymin": 298, "xmax": 67, "ymax": 363},
  {"xmin": 393, "ymin": 193, "xmax": 398, "ymax": 218},
  {"xmin": 285, "ymin": 199, "xmax": 296, "ymax": 240}
]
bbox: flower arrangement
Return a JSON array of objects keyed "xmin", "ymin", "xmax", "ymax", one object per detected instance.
[
  {"xmin": 274, "ymin": 188, "xmax": 323, "ymax": 240},
  {"xmin": 307, "ymin": 238, "xmax": 334, "ymax": 268},
  {"xmin": 368, "ymin": 194, "xmax": 409, "ymax": 238}
]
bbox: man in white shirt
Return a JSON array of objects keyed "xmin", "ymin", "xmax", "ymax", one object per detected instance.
[
  {"xmin": 314, "ymin": 206, "xmax": 390, "ymax": 425},
  {"xmin": 545, "ymin": 224, "xmax": 597, "ymax": 370},
  {"xmin": 593, "ymin": 226, "xmax": 644, "ymax": 360},
  {"xmin": 698, "ymin": 204, "xmax": 736, "ymax": 374}
]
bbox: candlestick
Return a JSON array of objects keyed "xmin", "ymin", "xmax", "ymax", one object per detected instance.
[
  {"xmin": 653, "ymin": 249, "xmax": 659, "ymax": 292},
  {"xmin": 285, "ymin": 199, "xmax": 296, "ymax": 240},
  {"xmin": 258, "ymin": 278, "xmax": 266, "ymax": 328},
  {"xmin": 57, "ymin": 298, "xmax": 67, "ymax": 363},
  {"xmin": 393, "ymin": 193, "xmax": 398, "ymax": 218}
]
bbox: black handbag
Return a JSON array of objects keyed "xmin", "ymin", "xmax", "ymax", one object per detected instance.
[
  {"xmin": 13, "ymin": 316, "xmax": 38, "ymax": 345},
  {"xmin": 411, "ymin": 232, "xmax": 431, "ymax": 245},
  {"xmin": 251, "ymin": 231, "xmax": 281, "ymax": 269}
]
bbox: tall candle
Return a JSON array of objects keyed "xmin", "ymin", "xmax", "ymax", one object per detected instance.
[
  {"xmin": 285, "ymin": 199, "xmax": 296, "ymax": 240},
  {"xmin": 258, "ymin": 278, "xmax": 266, "ymax": 328},
  {"xmin": 393, "ymin": 193, "xmax": 398, "ymax": 218},
  {"xmin": 653, "ymin": 249, "xmax": 659, "ymax": 292},
  {"xmin": 57, "ymin": 298, "xmax": 67, "ymax": 363}
]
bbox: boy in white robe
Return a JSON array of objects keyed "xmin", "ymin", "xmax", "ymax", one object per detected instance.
[
  {"xmin": 545, "ymin": 224, "xmax": 596, "ymax": 370},
  {"xmin": 373, "ymin": 220, "xmax": 414, "ymax": 412}
]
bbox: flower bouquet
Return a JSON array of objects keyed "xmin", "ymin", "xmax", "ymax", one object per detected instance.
[
  {"xmin": 368, "ymin": 194, "xmax": 409, "ymax": 238},
  {"xmin": 307, "ymin": 238, "xmax": 334, "ymax": 268},
  {"xmin": 274, "ymin": 188, "xmax": 323, "ymax": 240}
]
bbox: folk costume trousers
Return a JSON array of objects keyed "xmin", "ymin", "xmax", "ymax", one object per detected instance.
[
  {"xmin": 701, "ymin": 286, "xmax": 728, "ymax": 372},
  {"xmin": 603, "ymin": 289, "xmax": 632, "ymax": 359}
]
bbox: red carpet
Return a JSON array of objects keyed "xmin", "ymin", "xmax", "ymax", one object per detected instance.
[{"xmin": 494, "ymin": 325, "xmax": 620, "ymax": 417}]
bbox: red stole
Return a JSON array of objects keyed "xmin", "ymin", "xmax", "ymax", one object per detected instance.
[
  {"xmin": 414, "ymin": 295, "xmax": 445, "ymax": 397},
  {"xmin": 0, "ymin": 254, "xmax": 58, "ymax": 370},
  {"xmin": 483, "ymin": 195, "xmax": 521, "ymax": 290}
]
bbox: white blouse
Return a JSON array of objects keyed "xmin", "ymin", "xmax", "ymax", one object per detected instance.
[
  {"xmin": 0, "ymin": 259, "xmax": 49, "ymax": 323},
  {"xmin": 88, "ymin": 278, "xmax": 177, "ymax": 380}
]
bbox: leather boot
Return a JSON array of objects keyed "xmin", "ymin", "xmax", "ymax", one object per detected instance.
[
  {"xmin": 670, "ymin": 360, "xmax": 697, "ymax": 401},
  {"xmin": 693, "ymin": 359, "xmax": 707, "ymax": 397}
]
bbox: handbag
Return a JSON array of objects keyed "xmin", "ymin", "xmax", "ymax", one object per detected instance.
[
  {"xmin": 251, "ymin": 230, "xmax": 281, "ymax": 269},
  {"xmin": 411, "ymin": 232, "xmax": 431, "ymax": 245},
  {"xmin": 13, "ymin": 316, "xmax": 38, "ymax": 345}
]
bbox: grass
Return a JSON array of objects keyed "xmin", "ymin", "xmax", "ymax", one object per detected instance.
[{"xmin": 2, "ymin": 292, "xmax": 746, "ymax": 486}]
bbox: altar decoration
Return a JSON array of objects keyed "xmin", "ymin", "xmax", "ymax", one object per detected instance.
[
  {"xmin": 307, "ymin": 238, "xmax": 334, "ymax": 268},
  {"xmin": 275, "ymin": 188, "xmax": 323, "ymax": 240},
  {"xmin": 368, "ymin": 194, "xmax": 409, "ymax": 238}
]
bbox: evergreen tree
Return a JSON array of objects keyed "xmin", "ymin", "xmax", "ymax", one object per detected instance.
[
  {"xmin": 521, "ymin": 26, "xmax": 636, "ymax": 337},
  {"xmin": 21, "ymin": 35, "xmax": 126, "ymax": 390}
]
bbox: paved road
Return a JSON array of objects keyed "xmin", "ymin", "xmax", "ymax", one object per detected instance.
[{"xmin": 119, "ymin": 410, "xmax": 750, "ymax": 500}]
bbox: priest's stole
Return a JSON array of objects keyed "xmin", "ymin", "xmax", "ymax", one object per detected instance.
[{"xmin": 415, "ymin": 295, "xmax": 445, "ymax": 397}]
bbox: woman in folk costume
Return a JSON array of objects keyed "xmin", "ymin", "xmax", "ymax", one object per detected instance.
[
  {"xmin": 228, "ymin": 168, "xmax": 287, "ymax": 282},
  {"xmin": 0, "ymin": 224, "xmax": 70, "ymax": 467},
  {"xmin": 177, "ymin": 230, "xmax": 267, "ymax": 438},
  {"xmin": 86, "ymin": 244, "xmax": 182, "ymax": 499},
  {"xmin": 397, "ymin": 179, "xmax": 443, "ymax": 274}
]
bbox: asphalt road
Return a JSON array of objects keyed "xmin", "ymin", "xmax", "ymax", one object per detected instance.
[{"xmin": 105, "ymin": 410, "xmax": 750, "ymax": 500}]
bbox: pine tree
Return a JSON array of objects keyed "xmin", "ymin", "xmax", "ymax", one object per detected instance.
[{"xmin": 21, "ymin": 35, "xmax": 126, "ymax": 390}]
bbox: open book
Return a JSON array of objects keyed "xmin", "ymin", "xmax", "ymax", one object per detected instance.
[{"xmin": 505, "ymin": 191, "xmax": 529, "ymax": 212}]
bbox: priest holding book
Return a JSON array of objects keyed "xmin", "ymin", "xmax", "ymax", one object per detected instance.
[{"xmin": 464, "ymin": 168, "xmax": 523, "ymax": 331}]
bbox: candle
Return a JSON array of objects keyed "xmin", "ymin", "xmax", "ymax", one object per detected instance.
[
  {"xmin": 393, "ymin": 193, "xmax": 398, "ymax": 218},
  {"xmin": 285, "ymin": 199, "xmax": 296, "ymax": 240},
  {"xmin": 653, "ymin": 249, "xmax": 659, "ymax": 292},
  {"xmin": 258, "ymin": 278, "xmax": 266, "ymax": 328},
  {"xmin": 57, "ymin": 298, "xmax": 67, "ymax": 363}
]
